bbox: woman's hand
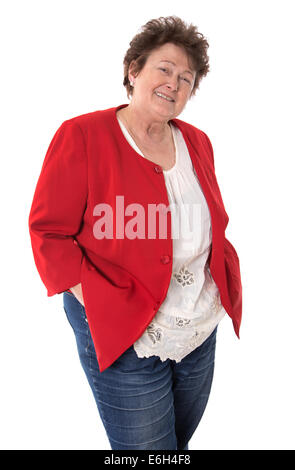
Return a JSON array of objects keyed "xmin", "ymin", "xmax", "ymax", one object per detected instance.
[{"xmin": 69, "ymin": 282, "xmax": 85, "ymax": 306}]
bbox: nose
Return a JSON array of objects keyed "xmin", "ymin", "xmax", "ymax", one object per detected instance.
[{"xmin": 166, "ymin": 75, "xmax": 179, "ymax": 92}]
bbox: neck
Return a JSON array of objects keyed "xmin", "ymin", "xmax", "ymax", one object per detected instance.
[{"xmin": 118, "ymin": 103, "xmax": 172, "ymax": 144}]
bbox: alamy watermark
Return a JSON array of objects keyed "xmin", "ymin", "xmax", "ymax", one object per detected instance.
[{"xmin": 92, "ymin": 196, "xmax": 202, "ymax": 252}]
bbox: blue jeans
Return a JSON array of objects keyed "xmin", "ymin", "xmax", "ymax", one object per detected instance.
[{"xmin": 63, "ymin": 291, "xmax": 217, "ymax": 450}]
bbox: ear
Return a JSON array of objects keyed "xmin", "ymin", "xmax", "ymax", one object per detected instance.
[{"xmin": 128, "ymin": 60, "xmax": 138, "ymax": 83}]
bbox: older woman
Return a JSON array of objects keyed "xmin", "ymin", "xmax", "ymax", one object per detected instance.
[{"xmin": 28, "ymin": 16, "xmax": 242, "ymax": 450}]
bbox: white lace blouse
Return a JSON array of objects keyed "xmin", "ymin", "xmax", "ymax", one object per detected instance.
[{"xmin": 117, "ymin": 116, "xmax": 226, "ymax": 363}]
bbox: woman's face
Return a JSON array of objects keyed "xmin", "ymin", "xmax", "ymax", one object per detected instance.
[{"xmin": 129, "ymin": 42, "xmax": 196, "ymax": 121}]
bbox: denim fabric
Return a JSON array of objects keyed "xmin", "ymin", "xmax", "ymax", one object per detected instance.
[{"xmin": 63, "ymin": 291, "xmax": 217, "ymax": 450}]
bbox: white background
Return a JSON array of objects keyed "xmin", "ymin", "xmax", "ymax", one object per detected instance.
[{"xmin": 1, "ymin": 0, "xmax": 294, "ymax": 450}]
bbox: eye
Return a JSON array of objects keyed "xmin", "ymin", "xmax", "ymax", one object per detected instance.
[
  {"xmin": 181, "ymin": 77, "xmax": 191, "ymax": 84},
  {"xmin": 159, "ymin": 67, "xmax": 168, "ymax": 73}
]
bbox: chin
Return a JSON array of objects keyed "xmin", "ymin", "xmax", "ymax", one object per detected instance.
[{"xmin": 153, "ymin": 103, "xmax": 176, "ymax": 119}]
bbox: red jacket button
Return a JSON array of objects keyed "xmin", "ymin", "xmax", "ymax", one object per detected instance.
[
  {"xmin": 160, "ymin": 255, "xmax": 171, "ymax": 264},
  {"xmin": 154, "ymin": 166, "xmax": 163, "ymax": 173}
]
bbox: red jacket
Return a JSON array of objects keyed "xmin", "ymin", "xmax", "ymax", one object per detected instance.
[{"xmin": 28, "ymin": 103, "xmax": 242, "ymax": 372}]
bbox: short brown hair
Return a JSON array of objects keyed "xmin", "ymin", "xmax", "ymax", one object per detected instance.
[{"xmin": 123, "ymin": 16, "xmax": 210, "ymax": 99}]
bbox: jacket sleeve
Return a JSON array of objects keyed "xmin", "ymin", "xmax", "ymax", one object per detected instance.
[{"xmin": 28, "ymin": 119, "xmax": 88, "ymax": 296}]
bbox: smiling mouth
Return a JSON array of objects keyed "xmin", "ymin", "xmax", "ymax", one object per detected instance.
[{"xmin": 155, "ymin": 92, "xmax": 175, "ymax": 103}]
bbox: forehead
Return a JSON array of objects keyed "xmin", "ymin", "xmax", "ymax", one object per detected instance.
[{"xmin": 148, "ymin": 43, "xmax": 193, "ymax": 70}]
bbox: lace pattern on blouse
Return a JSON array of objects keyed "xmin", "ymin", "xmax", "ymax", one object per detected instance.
[{"xmin": 133, "ymin": 288, "xmax": 226, "ymax": 363}]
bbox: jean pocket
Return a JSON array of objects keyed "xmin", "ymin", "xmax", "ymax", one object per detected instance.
[
  {"xmin": 64, "ymin": 290, "xmax": 75, "ymax": 297},
  {"xmin": 63, "ymin": 292, "xmax": 88, "ymax": 333},
  {"xmin": 64, "ymin": 290, "xmax": 84, "ymax": 306}
]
